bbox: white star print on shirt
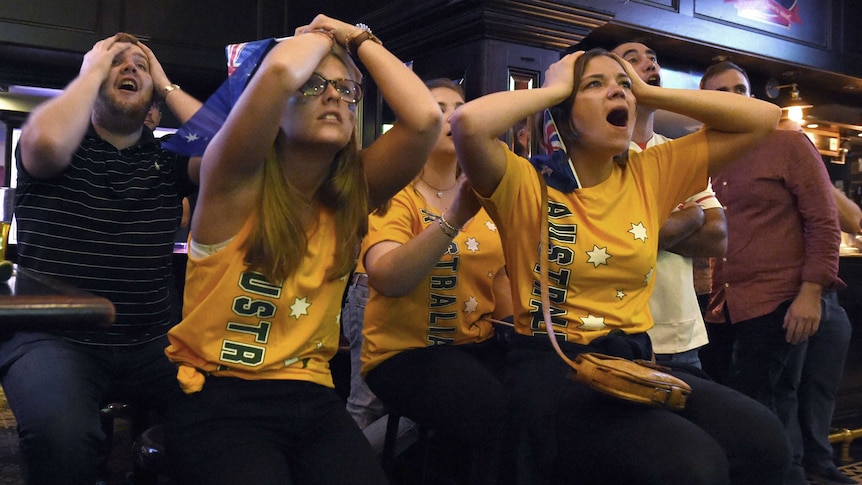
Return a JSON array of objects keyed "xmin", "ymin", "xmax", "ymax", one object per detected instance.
[
  {"xmin": 628, "ymin": 222, "xmax": 648, "ymax": 242},
  {"xmin": 485, "ymin": 220, "xmax": 497, "ymax": 232},
  {"xmin": 464, "ymin": 296, "xmax": 479, "ymax": 313},
  {"xmin": 579, "ymin": 314, "xmax": 607, "ymax": 330},
  {"xmin": 616, "ymin": 289, "xmax": 626, "ymax": 300},
  {"xmin": 466, "ymin": 237, "xmax": 480, "ymax": 253},
  {"xmin": 586, "ymin": 245, "xmax": 611, "ymax": 268},
  {"xmin": 290, "ymin": 297, "xmax": 310, "ymax": 319},
  {"xmin": 184, "ymin": 132, "xmax": 200, "ymax": 143}
]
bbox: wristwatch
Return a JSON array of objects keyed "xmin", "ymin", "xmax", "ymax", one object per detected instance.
[
  {"xmin": 346, "ymin": 23, "xmax": 382, "ymax": 57},
  {"xmin": 162, "ymin": 83, "xmax": 180, "ymax": 97}
]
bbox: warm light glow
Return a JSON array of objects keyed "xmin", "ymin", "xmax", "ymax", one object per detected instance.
[{"xmin": 787, "ymin": 106, "xmax": 804, "ymax": 123}]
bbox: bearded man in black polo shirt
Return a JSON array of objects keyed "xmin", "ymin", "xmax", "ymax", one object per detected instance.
[{"xmin": 0, "ymin": 32, "xmax": 201, "ymax": 484}]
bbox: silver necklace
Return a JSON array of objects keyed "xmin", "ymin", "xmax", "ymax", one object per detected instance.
[{"xmin": 420, "ymin": 175, "xmax": 457, "ymax": 198}]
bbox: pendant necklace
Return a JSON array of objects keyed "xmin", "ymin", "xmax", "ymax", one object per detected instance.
[{"xmin": 420, "ymin": 175, "xmax": 457, "ymax": 198}]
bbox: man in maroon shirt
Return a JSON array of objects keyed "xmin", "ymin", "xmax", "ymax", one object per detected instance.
[{"xmin": 701, "ymin": 61, "xmax": 851, "ymax": 485}]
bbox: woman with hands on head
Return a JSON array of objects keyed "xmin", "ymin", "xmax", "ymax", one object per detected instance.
[
  {"xmin": 450, "ymin": 49, "xmax": 791, "ymax": 484},
  {"xmin": 164, "ymin": 14, "xmax": 441, "ymax": 485},
  {"xmin": 360, "ymin": 78, "xmax": 512, "ymax": 484}
]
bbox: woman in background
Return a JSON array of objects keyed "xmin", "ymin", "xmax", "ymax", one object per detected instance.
[{"xmin": 361, "ymin": 78, "xmax": 511, "ymax": 484}]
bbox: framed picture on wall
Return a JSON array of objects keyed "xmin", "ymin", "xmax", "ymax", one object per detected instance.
[{"xmin": 507, "ymin": 68, "xmax": 539, "ymax": 158}]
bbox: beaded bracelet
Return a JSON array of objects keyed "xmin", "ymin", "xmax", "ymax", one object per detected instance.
[
  {"xmin": 437, "ymin": 218, "xmax": 458, "ymax": 238},
  {"xmin": 437, "ymin": 214, "xmax": 461, "ymax": 238}
]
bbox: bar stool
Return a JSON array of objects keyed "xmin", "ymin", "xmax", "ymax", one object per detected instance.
[
  {"xmin": 99, "ymin": 401, "xmax": 148, "ymax": 484},
  {"xmin": 381, "ymin": 412, "xmax": 431, "ymax": 484},
  {"xmin": 132, "ymin": 424, "xmax": 166, "ymax": 485}
]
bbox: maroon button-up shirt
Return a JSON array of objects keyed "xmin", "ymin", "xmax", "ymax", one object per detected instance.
[{"xmin": 706, "ymin": 130, "xmax": 842, "ymax": 324}]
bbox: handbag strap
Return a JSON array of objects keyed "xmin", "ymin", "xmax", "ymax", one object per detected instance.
[{"xmin": 536, "ymin": 169, "xmax": 579, "ymax": 369}]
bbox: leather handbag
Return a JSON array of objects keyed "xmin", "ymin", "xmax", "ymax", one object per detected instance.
[
  {"xmin": 535, "ymin": 169, "xmax": 691, "ymax": 411},
  {"xmin": 569, "ymin": 352, "xmax": 691, "ymax": 410}
]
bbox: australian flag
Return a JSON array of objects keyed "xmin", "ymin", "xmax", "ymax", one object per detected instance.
[
  {"xmin": 528, "ymin": 108, "xmax": 581, "ymax": 193},
  {"xmin": 163, "ymin": 38, "xmax": 279, "ymax": 157}
]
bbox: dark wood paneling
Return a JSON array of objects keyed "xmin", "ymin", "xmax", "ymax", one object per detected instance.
[
  {"xmin": 842, "ymin": 1, "xmax": 862, "ymax": 57},
  {"xmin": 123, "ymin": 0, "xmax": 264, "ymax": 53},
  {"xmin": 0, "ymin": 0, "xmax": 103, "ymax": 41},
  {"xmin": 0, "ymin": 0, "xmax": 290, "ymax": 100},
  {"xmin": 837, "ymin": 256, "xmax": 862, "ymax": 429},
  {"xmin": 694, "ymin": 0, "xmax": 831, "ymax": 49}
]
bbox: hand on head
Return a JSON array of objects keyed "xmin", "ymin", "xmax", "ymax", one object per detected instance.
[
  {"xmin": 295, "ymin": 14, "xmax": 363, "ymax": 50},
  {"xmin": 609, "ymin": 52, "xmax": 653, "ymax": 106},
  {"xmin": 542, "ymin": 51, "xmax": 581, "ymax": 101},
  {"xmin": 135, "ymin": 41, "xmax": 170, "ymax": 99},
  {"xmin": 80, "ymin": 34, "xmax": 134, "ymax": 79},
  {"xmin": 82, "ymin": 33, "xmax": 170, "ymax": 103}
]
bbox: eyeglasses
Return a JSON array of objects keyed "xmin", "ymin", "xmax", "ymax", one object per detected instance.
[{"xmin": 299, "ymin": 73, "xmax": 363, "ymax": 104}]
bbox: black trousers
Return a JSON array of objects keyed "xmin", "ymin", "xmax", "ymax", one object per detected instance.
[
  {"xmin": 366, "ymin": 340, "xmax": 508, "ymax": 485},
  {"xmin": 167, "ymin": 377, "xmax": 388, "ymax": 485},
  {"xmin": 503, "ymin": 340, "xmax": 792, "ymax": 485}
]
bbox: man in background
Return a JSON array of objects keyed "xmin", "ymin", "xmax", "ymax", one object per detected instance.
[
  {"xmin": 702, "ymin": 61, "xmax": 852, "ymax": 485},
  {"xmin": 612, "ymin": 39, "xmax": 727, "ymax": 369},
  {"xmin": 144, "ymin": 99, "xmax": 162, "ymax": 132}
]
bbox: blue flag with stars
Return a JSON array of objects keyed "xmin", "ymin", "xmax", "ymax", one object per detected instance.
[
  {"xmin": 163, "ymin": 38, "xmax": 278, "ymax": 157},
  {"xmin": 528, "ymin": 108, "xmax": 581, "ymax": 193}
]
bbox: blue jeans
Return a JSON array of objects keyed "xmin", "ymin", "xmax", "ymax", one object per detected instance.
[
  {"xmin": 0, "ymin": 332, "xmax": 178, "ymax": 485},
  {"xmin": 728, "ymin": 300, "xmax": 807, "ymax": 412},
  {"xmin": 785, "ymin": 291, "xmax": 852, "ymax": 473},
  {"xmin": 727, "ymin": 300, "xmax": 809, "ymax": 484},
  {"xmin": 343, "ymin": 274, "xmax": 387, "ymax": 429},
  {"xmin": 655, "ymin": 347, "xmax": 703, "ymax": 369}
]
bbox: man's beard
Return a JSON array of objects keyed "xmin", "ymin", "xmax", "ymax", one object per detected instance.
[{"xmin": 92, "ymin": 92, "xmax": 150, "ymax": 135}]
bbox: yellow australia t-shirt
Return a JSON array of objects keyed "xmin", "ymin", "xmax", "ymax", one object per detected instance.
[
  {"xmin": 481, "ymin": 131, "xmax": 709, "ymax": 345},
  {"xmin": 360, "ymin": 185, "xmax": 506, "ymax": 375},
  {"xmin": 166, "ymin": 210, "xmax": 347, "ymax": 392}
]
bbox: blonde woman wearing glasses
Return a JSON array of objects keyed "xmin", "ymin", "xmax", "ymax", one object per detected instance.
[{"xmin": 164, "ymin": 14, "xmax": 441, "ymax": 484}]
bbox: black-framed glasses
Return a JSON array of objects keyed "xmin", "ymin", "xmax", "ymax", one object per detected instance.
[{"xmin": 299, "ymin": 73, "xmax": 363, "ymax": 104}]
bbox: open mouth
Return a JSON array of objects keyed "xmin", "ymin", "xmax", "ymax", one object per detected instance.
[
  {"xmin": 647, "ymin": 75, "xmax": 661, "ymax": 86},
  {"xmin": 606, "ymin": 108, "xmax": 629, "ymax": 127},
  {"xmin": 319, "ymin": 112, "xmax": 342, "ymax": 122},
  {"xmin": 118, "ymin": 79, "xmax": 138, "ymax": 92}
]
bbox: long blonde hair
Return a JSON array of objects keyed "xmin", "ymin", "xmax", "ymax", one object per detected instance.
[{"xmin": 242, "ymin": 50, "xmax": 368, "ymax": 283}]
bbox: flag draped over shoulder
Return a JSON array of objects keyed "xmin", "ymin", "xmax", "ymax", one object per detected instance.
[
  {"xmin": 162, "ymin": 38, "xmax": 278, "ymax": 157},
  {"xmin": 528, "ymin": 108, "xmax": 581, "ymax": 193}
]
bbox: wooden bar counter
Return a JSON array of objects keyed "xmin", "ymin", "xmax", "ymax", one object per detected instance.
[
  {"xmin": 831, "ymin": 252, "xmax": 862, "ymax": 461},
  {"xmin": 0, "ymin": 265, "xmax": 115, "ymax": 331}
]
